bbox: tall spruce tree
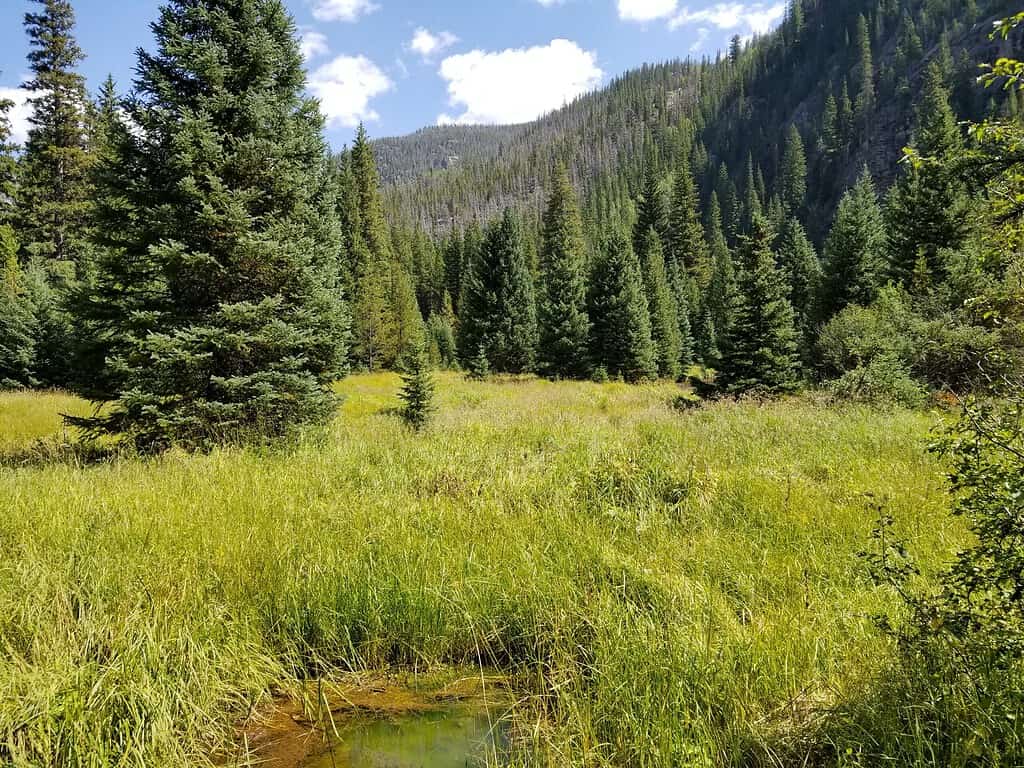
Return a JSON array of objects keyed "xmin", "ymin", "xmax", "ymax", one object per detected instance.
[
  {"xmin": 666, "ymin": 157, "xmax": 711, "ymax": 283},
  {"xmin": 776, "ymin": 217, "xmax": 822, "ymax": 358},
  {"xmin": 886, "ymin": 62, "xmax": 969, "ymax": 286},
  {"xmin": 779, "ymin": 125, "xmax": 807, "ymax": 217},
  {"xmin": 633, "ymin": 150, "xmax": 668, "ymax": 258},
  {"xmin": 537, "ymin": 165, "xmax": 590, "ymax": 378},
  {"xmin": 72, "ymin": 0, "xmax": 349, "ymax": 450},
  {"xmin": 638, "ymin": 227, "xmax": 683, "ymax": 380},
  {"xmin": 705, "ymin": 192, "xmax": 737, "ymax": 346},
  {"xmin": 16, "ymin": 0, "xmax": 93, "ymax": 270},
  {"xmin": 718, "ymin": 214, "xmax": 800, "ymax": 395},
  {"xmin": 0, "ymin": 91, "xmax": 16, "ymax": 226},
  {"xmin": 458, "ymin": 209, "xmax": 537, "ymax": 373},
  {"xmin": 588, "ymin": 230, "xmax": 657, "ymax": 383},
  {"xmin": 821, "ymin": 168, "xmax": 885, "ymax": 317}
]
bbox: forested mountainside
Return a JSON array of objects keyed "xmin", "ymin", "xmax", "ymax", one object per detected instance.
[{"xmin": 377, "ymin": 0, "xmax": 1021, "ymax": 241}]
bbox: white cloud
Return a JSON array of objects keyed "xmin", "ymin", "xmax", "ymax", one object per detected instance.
[
  {"xmin": 299, "ymin": 29, "xmax": 329, "ymax": 61},
  {"xmin": 0, "ymin": 87, "xmax": 32, "ymax": 145},
  {"xmin": 308, "ymin": 55, "xmax": 392, "ymax": 127},
  {"xmin": 617, "ymin": 0, "xmax": 678, "ymax": 22},
  {"xmin": 437, "ymin": 39, "xmax": 602, "ymax": 126},
  {"xmin": 311, "ymin": 0, "xmax": 378, "ymax": 22},
  {"xmin": 690, "ymin": 27, "xmax": 709, "ymax": 52},
  {"xmin": 669, "ymin": 2, "xmax": 786, "ymax": 34},
  {"xmin": 408, "ymin": 28, "xmax": 458, "ymax": 60}
]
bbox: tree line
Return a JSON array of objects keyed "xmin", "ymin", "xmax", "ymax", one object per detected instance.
[{"xmin": 0, "ymin": 0, "xmax": 1021, "ymax": 452}]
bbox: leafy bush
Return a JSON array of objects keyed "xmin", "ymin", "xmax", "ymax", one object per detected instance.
[{"xmin": 828, "ymin": 352, "xmax": 927, "ymax": 408}]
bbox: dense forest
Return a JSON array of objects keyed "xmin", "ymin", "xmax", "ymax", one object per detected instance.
[{"xmin": 2, "ymin": 0, "xmax": 1022, "ymax": 442}]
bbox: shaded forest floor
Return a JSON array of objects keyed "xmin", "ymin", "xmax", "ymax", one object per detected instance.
[{"xmin": 0, "ymin": 374, "xmax": 964, "ymax": 766}]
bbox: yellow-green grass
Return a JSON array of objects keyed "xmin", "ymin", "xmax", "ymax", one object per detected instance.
[{"xmin": 0, "ymin": 374, "xmax": 960, "ymax": 766}]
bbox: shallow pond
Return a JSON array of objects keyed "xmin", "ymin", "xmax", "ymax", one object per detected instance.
[{"xmin": 302, "ymin": 706, "xmax": 508, "ymax": 768}]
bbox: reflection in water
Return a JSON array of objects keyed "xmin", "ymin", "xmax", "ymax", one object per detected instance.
[{"xmin": 303, "ymin": 707, "xmax": 508, "ymax": 768}]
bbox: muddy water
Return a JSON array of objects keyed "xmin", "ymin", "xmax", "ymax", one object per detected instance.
[
  {"xmin": 302, "ymin": 706, "xmax": 508, "ymax": 768},
  {"xmin": 232, "ymin": 673, "xmax": 512, "ymax": 768}
]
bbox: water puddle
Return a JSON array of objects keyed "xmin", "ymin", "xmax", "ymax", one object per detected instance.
[
  {"xmin": 228, "ymin": 672, "xmax": 512, "ymax": 768},
  {"xmin": 303, "ymin": 705, "xmax": 507, "ymax": 768}
]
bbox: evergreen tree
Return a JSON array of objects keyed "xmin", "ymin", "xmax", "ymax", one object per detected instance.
[
  {"xmin": 16, "ymin": 0, "xmax": 93, "ymax": 270},
  {"xmin": 588, "ymin": 230, "xmax": 657, "ymax": 383},
  {"xmin": 776, "ymin": 217, "xmax": 822, "ymax": 356},
  {"xmin": 72, "ymin": 0, "xmax": 349, "ymax": 450},
  {"xmin": 692, "ymin": 303, "xmax": 718, "ymax": 367},
  {"xmin": 886, "ymin": 62, "xmax": 969, "ymax": 286},
  {"xmin": 779, "ymin": 125, "xmax": 807, "ymax": 216},
  {"xmin": 638, "ymin": 227, "xmax": 682, "ymax": 380},
  {"xmin": 351, "ymin": 123, "xmax": 392, "ymax": 264},
  {"xmin": 0, "ymin": 250, "xmax": 36, "ymax": 389},
  {"xmin": 633, "ymin": 151, "xmax": 667, "ymax": 257},
  {"xmin": 458, "ymin": 209, "xmax": 537, "ymax": 374},
  {"xmin": 718, "ymin": 214, "xmax": 800, "ymax": 395},
  {"xmin": 0, "ymin": 91, "xmax": 17, "ymax": 226},
  {"xmin": 821, "ymin": 168, "xmax": 885, "ymax": 317},
  {"xmin": 667, "ymin": 157, "xmax": 710, "ymax": 283},
  {"xmin": 537, "ymin": 165, "xmax": 590, "ymax": 378},
  {"xmin": 853, "ymin": 14, "xmax": 876, "ymax": 130},
  {"xmin": 705, "ymin": 193, "xmax": 737, "ymax": 344},
  {"xmin": 398, "ymin": 333, "xmax": 435, "ymax": 432}
]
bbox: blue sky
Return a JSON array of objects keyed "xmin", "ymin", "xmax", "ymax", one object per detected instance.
[{"xmin": 0, "ymin": 0, "xmax": 786, "ymax": 150}]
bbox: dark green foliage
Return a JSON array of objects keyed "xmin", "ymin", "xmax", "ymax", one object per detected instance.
[
  {"xmin": 718, "ymin": 214, "xmax": 800, "ymax": 395},
  {"xmin": 588, "ymin": 231, "xmax": 657, "ymax": 383},
  {"xmin": 821, "ymin": 168, "xmax": 885, "ymax": 317},
  {"xmin": 0, "ymin": 93, "xmax": 17, "ymax": 225},
  {"xmin": 886, "ymin": 62, "xmax": 970, "ymax": 286},
  {"xmin": 16, "ymin": 0, "xmax": 93, "ymax": 269},
  {"xmin": 0, "ymin": 251, "xmax": 36, "ymax": 389},
  {"xmin": 399, "ymin": 334, "xmax": 435, "ymax": 431},
  {"xmin": 705, "ymin": 193, "xmax": 737, "ymax": 344},
  {"xmin": 779, "ymin": 125, "xmax": 807, "ymax": 217},
  {"xmin": 666, "ymin": 157, "xmax": 709, "ymax": 283},
  {"xmin": 691, "ymin": 303, "xmax": 718, "ymax": 368},
  {"xmin": 538, "ymin": 166, "xmax": 590, "ymax": 378},
  {"xmin": 71, "ymin": 0, "xmax": 349, "ymax": 450},
  {"xmin": 637, "ymin": 228, "xmax": 682, "ymax": 380},
  {"xmin": 458, "ymin": 209, "xmax": 537, "ymax": 374},
  {"xmin": 632, "ymin": 151, "xmax": 668, "ymax": 258},
  {"xmin": 776, "ymin": 217, "xmax": 822, "ymax": 356}
]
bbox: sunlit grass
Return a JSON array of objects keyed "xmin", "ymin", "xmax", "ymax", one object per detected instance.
[{"xmin": 0, "ymin": 374, "xmax": 960, "ymax": 767}]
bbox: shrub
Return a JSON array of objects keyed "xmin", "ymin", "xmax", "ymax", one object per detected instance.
[{"xmin": 828, "ymin": 352, "xmax": 927, "ymax": 408}]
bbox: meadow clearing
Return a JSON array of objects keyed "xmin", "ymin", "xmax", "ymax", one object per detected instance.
[{"xmin": 0, "ymin": 374, "xmax": 962, "ymax": 766}]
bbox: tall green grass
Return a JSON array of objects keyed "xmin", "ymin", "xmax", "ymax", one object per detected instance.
[{"xmin": 0, "ymin": 374, "xmax": 960, "ymax": 766}]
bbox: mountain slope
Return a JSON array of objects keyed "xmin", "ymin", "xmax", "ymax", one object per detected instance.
[{"xmin": 376, "ymin": 0, "xmax": 1020, "ymax": 241}]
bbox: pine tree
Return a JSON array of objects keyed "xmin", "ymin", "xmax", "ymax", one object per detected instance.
[
  {"xmin": 71, "ymin": 0, "xmax": 349, "ymax": 450},
  {"xmin": 351, "ymin": 123, "xmax": 392, "ymax": 264},
  {"xmin": 820, "ymin": 168, "xmax": 885, "ymax": 318},
  {"xmin": 538, "ymin": 165, "xmax": 590, "ymax": 378},
  {"xmin": 853, "ymin": 14, "xmax": 875, "ymax": 130},
  {"xmin": 458, "ymin": 209, "xmax": 537, "ymax": 374},
  {"xmin": 776, "ymin": 217, "xmax": 822, "ymax": 357},
  {"xmin": 666, "ymin": 157, "xmax": 710, "ymax": 283},
  {"xmin": 398, "ymin": 333, "xmax": 435, "ymax": 432},
  {"xmin": 886, "ymin": 62, "xmax": 969, "ymax": 286},
  {"xmin": 705, "ymin": 192, "xmax": 737, "ymax": 343},
  {"xmin": 718, "ymin": 214, "xmax": 800, "ymax": 395},
  {"xmin": 0, "ymin": 248, "xmax": 36, "ymax": 389},
  {"xmin": 16, "ymin": 0, "xmax": 93, "ymax": 270},
  {"xmin": 779, "ymin": 125, "xmax": 807, "ymax": 216},
  {"xmin": 0, "ymin": 92, "xmax": 17, "ymax": 226},
  {"xmin": 637, "ymin": 227, "xmax": 682, "ymax": 380},
  {"xmin": 633, "ymin": 150, "xmax": 667, "ymax": 257},
  {"xmin": 588, "ymin": 230, "xmax": 657, "ymax": 383}
]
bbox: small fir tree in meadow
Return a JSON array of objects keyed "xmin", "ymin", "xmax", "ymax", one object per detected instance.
[
  {"xmin": 538, "ymin": 165, "xmax": 590, "ymax": 378},
  {"xmin": 71, "ymin": 0, "xmax": 349, "ymax": 450},
  {"xmin": 467, "ymin": 345, "xmax": 490, "ymax": 380},
  {"xmin": 588, "ymin": 231, "xmax": 658, "ymax": 383},
  {"xmin": 399, "ymin": 334, "xmax": 435, "ymax": 432},
  {"xmin": 776, "ymin": 217, "xmax": 822, "ymax": 356},
  {"xmin": 718, "ymin": 214, "xmax": 801, "ymax": 395}
]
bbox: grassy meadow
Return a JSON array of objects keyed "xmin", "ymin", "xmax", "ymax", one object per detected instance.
[{"xmin": 0, "ymin": 374, "xmax": 963, "ymax": 766}]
